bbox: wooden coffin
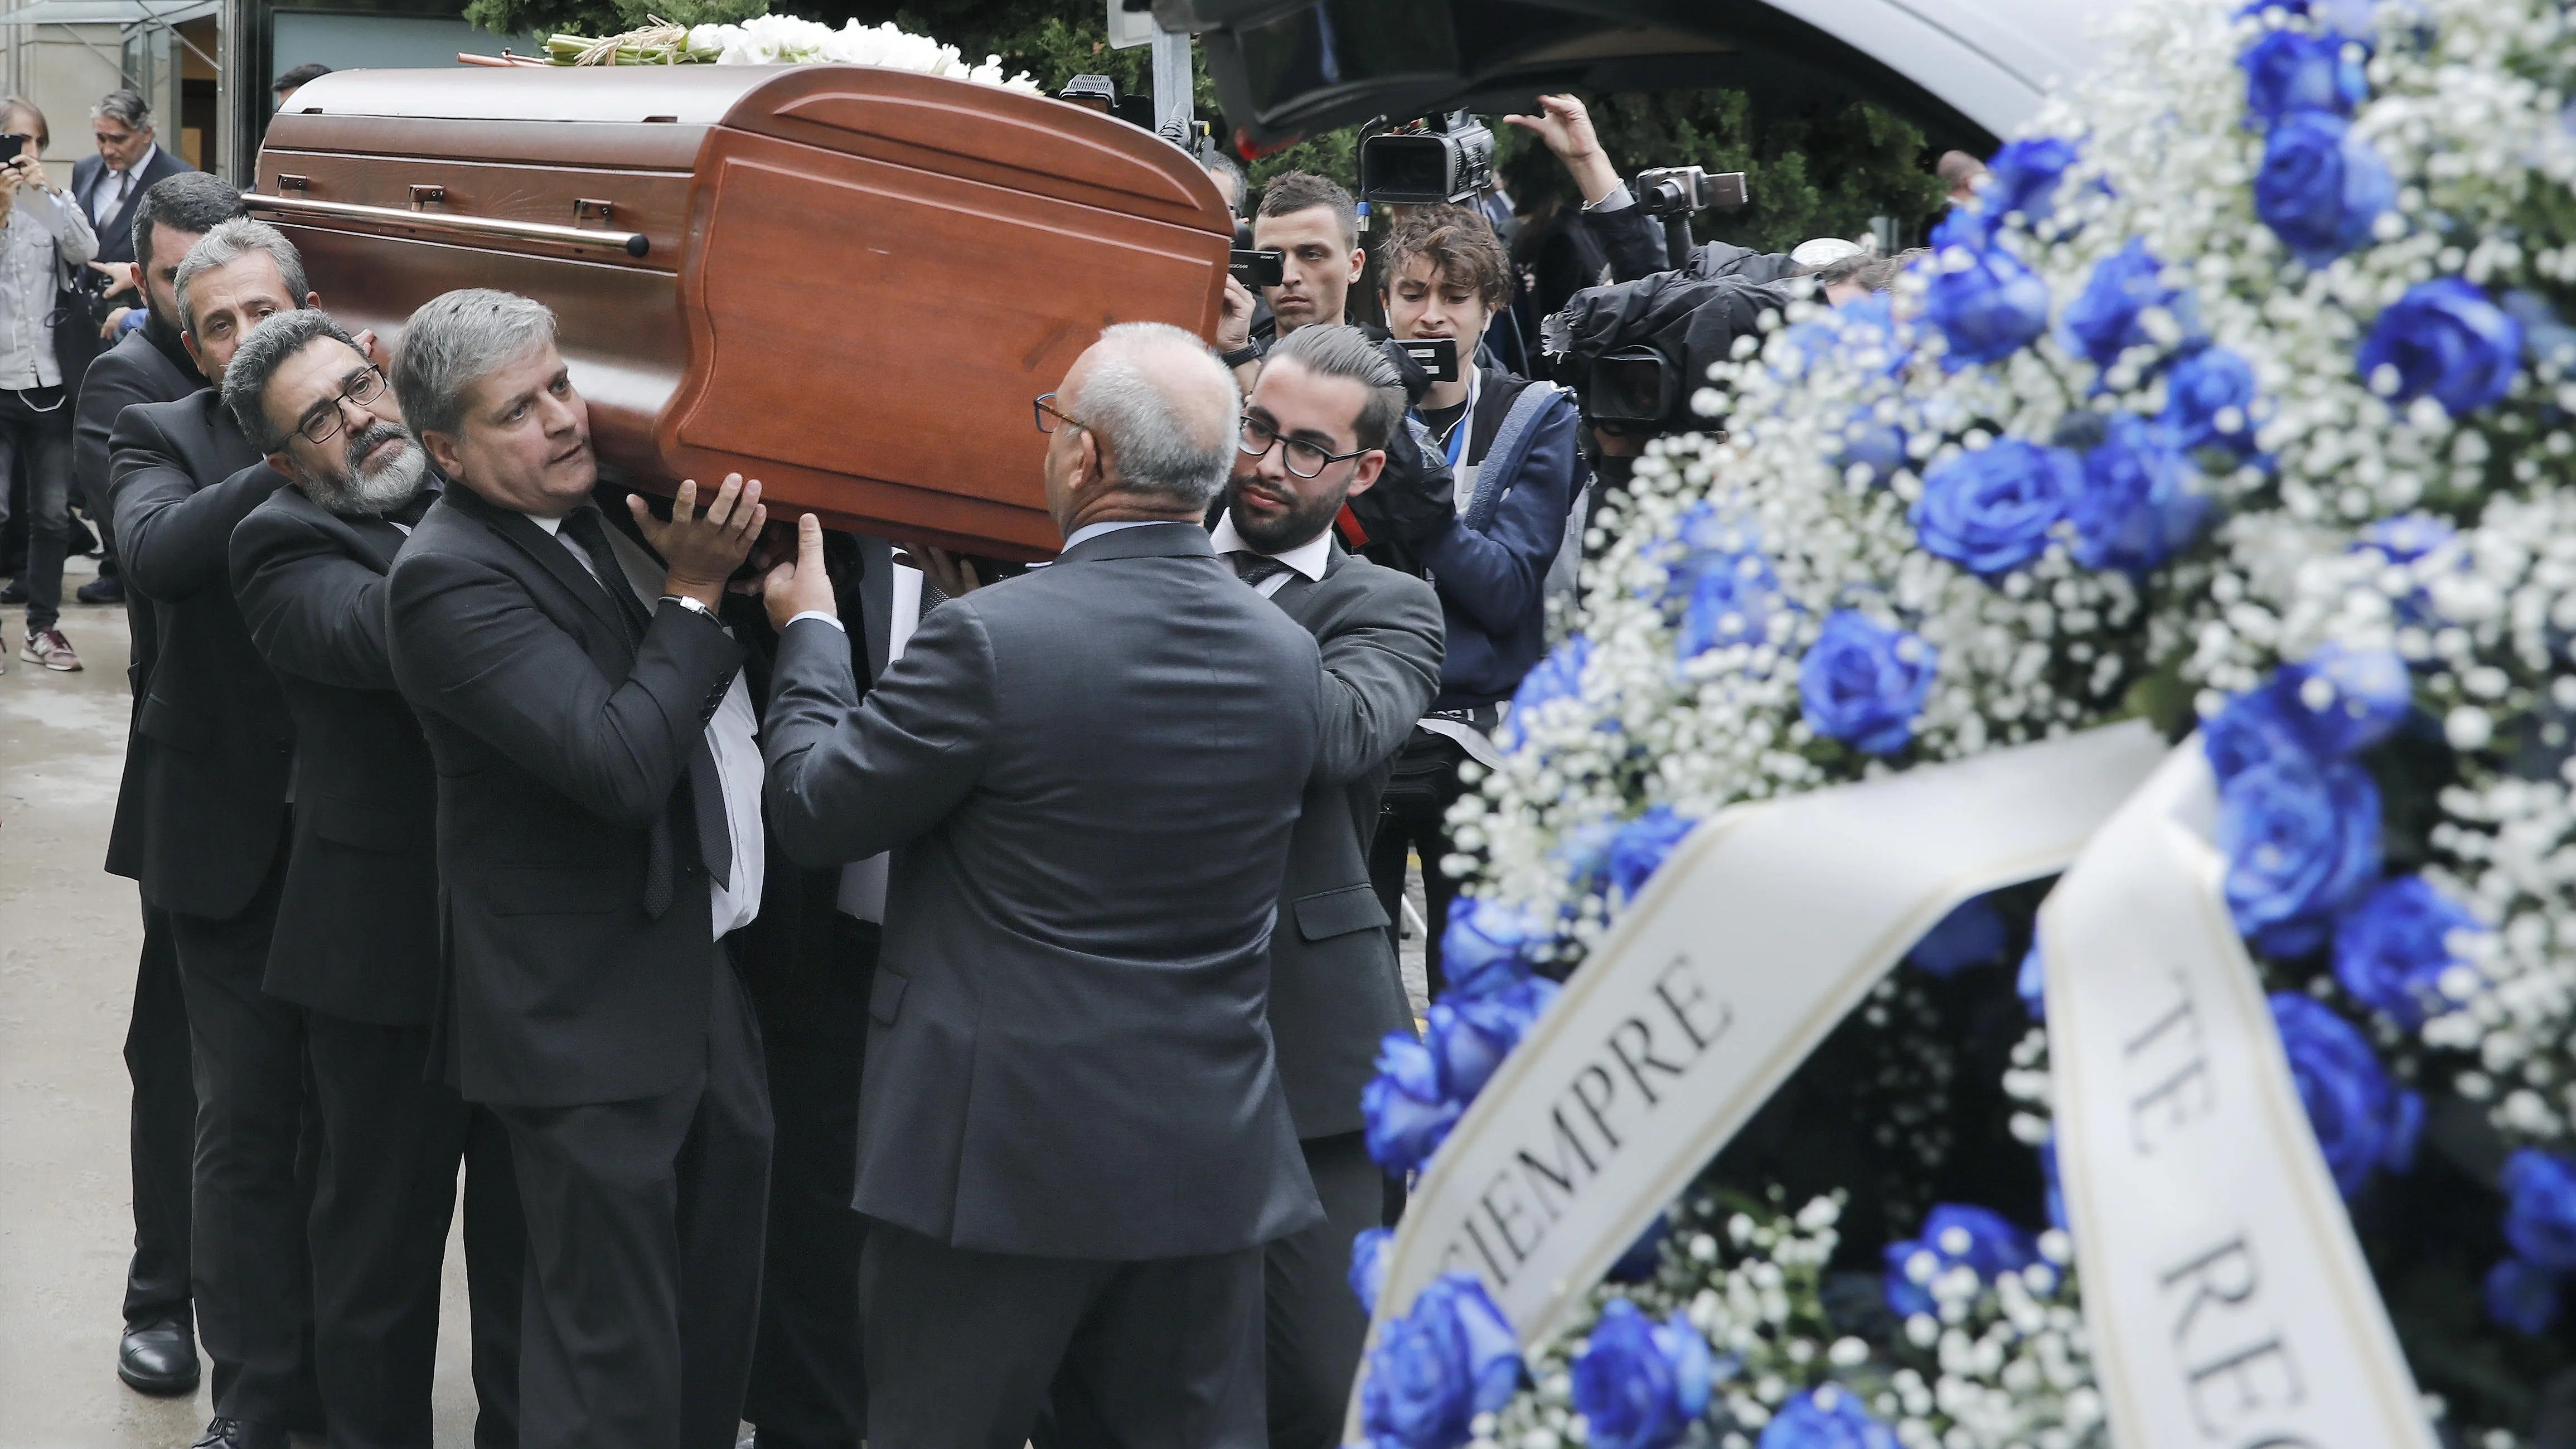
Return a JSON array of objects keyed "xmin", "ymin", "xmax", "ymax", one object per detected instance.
[{"xmin": 250, "ymin": 64, "xmax": 1234, "ymax": 558}]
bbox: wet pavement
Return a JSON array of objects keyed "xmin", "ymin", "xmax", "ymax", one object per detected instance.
[{"xmin": 0, "ymin": 561, "xmax": 480, "ymax": 1448}]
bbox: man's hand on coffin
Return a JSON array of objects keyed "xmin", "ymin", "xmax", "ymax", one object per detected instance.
[
  {"xmin": 762, "ymin": 513, "xmax": 834, "ymax": 633},
  {"xmin": 894, "ymin": 543, "xmax": 982, "ymax": 598},
  {"xmin": 632, "ymin": 472, "xmax": 764, "ymax": 611},
  {"xmin": 352, "ymin": 328, "xmax": 391, "ymax": 371}
]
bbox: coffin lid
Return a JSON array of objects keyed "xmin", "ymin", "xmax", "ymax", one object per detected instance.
[{"xmin": 268, "ymin": 64, "xmax": 1227, "ymax": 227}]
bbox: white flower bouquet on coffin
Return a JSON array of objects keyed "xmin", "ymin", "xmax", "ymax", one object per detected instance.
[
  {"xmin": 1343, "ymin": 0, "xmax": 2576, "ymax": 1444},
  {"xmin": 541, "ymin": 11, "xmax": 1039, "ymax": 91}
]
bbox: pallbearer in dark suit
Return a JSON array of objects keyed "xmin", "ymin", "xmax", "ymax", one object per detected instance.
[
  {"xmin": 385, "ymin": 288, "xmax": 773, "ymax": 1449},
  {"xmin": 1216, "ymin": 326, "xmax": 1444, "ymax": 1448},
  {"xmin": 761, "ymin": 322, "xmax": 1325, "ymax": 1449},
  {"xmin": 75, "ymin": 169, "xmax": 245, "ymax": 1399},
  {"xmin": 107, "ymin": 218, "xmax": 328, "ymax": 1449},
  {"xmin": 222, "ymin": 308, "xmax": 524, "ymax": 1449}
]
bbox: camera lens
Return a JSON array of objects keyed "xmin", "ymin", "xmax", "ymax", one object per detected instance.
[
  {"xmin": 1363, "ymin": 134, "xmax": 1454, "ymax": 205},
  {"xmin": 1590, "ymin": 349, "xmax": 1674, "ymax": 428}
]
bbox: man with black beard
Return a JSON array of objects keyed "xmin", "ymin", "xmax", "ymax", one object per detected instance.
[
  {"xmin": 225, "ymin": 307, "xmax": 524, "ymax": 1449},
  {"xmin": 73, "ymin": 167, "xmax": 243, "ymax": 1399},
  {"xmin": 1212, "ymin": 324, "xmax": 1442, "ymax": 1447}
]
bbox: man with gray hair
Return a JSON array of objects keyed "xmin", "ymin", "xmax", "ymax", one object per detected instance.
[
  {"xmin": 760, "ymin": 321, "xmax": 1328, "ymax": 1445},
  {"xmin": 223, "ymin": 306, "xmax": 525, "ymax": 1449},
  {"xmin": 107, "ymin": 215, "xmax": 328, "ymax": 1449},
  {"xmin": 386, "ymin": 287, "xmax": 772, "ymax": 1449},
  {"xmin": 72, "ymin": 87, "xmax": 187, "ymax": 329}
]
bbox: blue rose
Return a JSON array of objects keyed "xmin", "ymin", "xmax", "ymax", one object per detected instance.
[
  {"xmin": 2333, "ymin": 874, "xmax": 2484, "ymax": 1028},
  {"xmin": 1759, "ymin": 1386, "xmax": 1900, "ymax": 1449},
  {"xmin": 1677, "ymin": 549, "xmax": 1778, "ymax": 657},
  {"xmin": 2017, "ymin": 942, "xmax": 2046, "ymax": 1020},
  {"xmin": 2240, "ymin": 28, "xmax": 2368, "ymax": 125},
  {"xmin": 2254, "ymin": 110, "xmax": 2393, "ymax": 267},
  {"xmin": 1906, "ymin": 893, "xmax": 2008, "ymax": 977},
  {"xmin": 1553, "ymin": 817, "xmax": 1621, "ymax": 903},
  {"xmin": 1363, "ymin": 1034, "xmax": 1464, "ymax": 1174},
  {"xmin": 1570, "ymin": 1298, "xmax": 1714, "ymax": 1449},
  {"xmin": 1426, "ymin": 976, "xmax": 1560, "ymax": 1102},
  {"xmin": 2040, "ymin": 1135, "xmax": 2067, "ymax": 1234},
  {"xmin": 2357, "ymin": 278, "xmax": 2523, "ymax": 418},
  {"xmin": 2203, "ymin": 685, "xmax": 2307, "ymax": 783},
  {"xmin": 2275, "ymin": 642, "xmax": 2413, "ymax": 758},
  {"xmin": 1350, "ymin": 1226, "xmax": 1392, "ymax": 1316},
  {"xmin": 2218, "ymin": 755, "xmax": 2383, "ymax": 956},
  {"xmin": 1607, "ymin": 806, "xmax": 1696, "ymax": 903},
  {"xmin": 1882, "ymin": 1203, "xmax": 2038, "ymax": 1317},
  {"xmin": 1925, "ymin": 240, "xmax": 2052, "ymax": 366},
  {"xmin": 1441, "ymin": 896, "xmax": 1542, "ymax": 998},
  {"xmin": 1833, "ymin": 413, "xmax": 1909, "ymax": 488},
  {"xmin": 1501, "ymin": 636, "xmax": 1590, "ymax": 751},
  {"xmin": 2061, "ymin": 239, "xmax": 2182, "ymax": 370},
  {"xmin": 2485, "ymin": 1257, "xmax": 2563, "ymax": 1336},
  {"xmin": 1607, "ymin": 1214, "xmax": 1669, "ymax": 1283},
  {"xmin": 2072, "ymin": 414, "xmax": 2210, "ymax": 575},
  {"xmin": 2501, "ymin": 1149, "xmax": 2576, "ymax": 1271},
  {"xmin": 1799, "ymin": 611, "xmax": 1936, "ymax": 756},
  {"xmin": 1912, "ymin": 439, "xmax": 2078, "ymax": 579},
  {"xmin": 1982, "ymin": 137, "xmax": 2080, "ymax": 226},
  {"xmin": 2270, "ymin": 993, "xmax": 2421, "ymax": 1197},
  {"xmin": 2355, "ymin": 511, "xmax": 2454, "ymax": 564},
  {"xmin": 1359, "ymin": 1272, "xmax": 1521, "ymax": 1449},
  {"xmin": 2162, "ymin": 346, "xmax": 2262, "ymax": 456}
]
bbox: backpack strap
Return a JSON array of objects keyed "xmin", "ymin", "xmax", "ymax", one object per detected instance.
[{"xmin": 1460, "ymin": 382, "xmax": 1568, "ymax": 534}]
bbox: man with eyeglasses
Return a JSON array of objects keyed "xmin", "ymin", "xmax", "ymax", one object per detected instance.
[
  {"xmin": 222, "ymin": 307, "xmax": 524, "ymax": 1449},
  {"xmin": 1216, "ymin": 323, "xmax": 1444, "ymax": 1448},
  {"xmin": 106, "ymin": 216, "xmax": 327, "ymax": 1449}
]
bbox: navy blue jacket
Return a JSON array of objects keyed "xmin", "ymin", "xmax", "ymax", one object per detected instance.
[{"xmin": 1415, "ymin": 366, "xmax": 1586, "ymax": 709}]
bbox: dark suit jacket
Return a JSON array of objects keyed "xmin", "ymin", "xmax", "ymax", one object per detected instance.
[
  {"xmin": 108, "ymin": 392, "xmax": 294, "ymax": 924},
  {"xmin": 387, "ymin": 484, "xmax": 745, "ymax": 1108},
  {"xmin": 230, "ymin": 482, "xmax": 439, "ymax": 1025},
  {"xmin": 71, "ymin": 147, "xmax": 191, "ymax": 268},
  {"xmin": 1262, "ymin": 542, "xmax": 1443, "ymax": 1140},
  {"xmin": 764, "ymin": 521, "xmax": 1326, "ymax": 1260},
  {"xmin": 81, "ymin": 320, "xmax": 203, "ymax": 880}
]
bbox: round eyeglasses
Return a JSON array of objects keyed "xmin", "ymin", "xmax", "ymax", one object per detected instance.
[
  {"xmin": 298, "ymin": 367, "xmax": 389, "ymax": 447},
  {"xmin": 1237, "ymin": 414, "xmax": 1372, "ymax": 481}
]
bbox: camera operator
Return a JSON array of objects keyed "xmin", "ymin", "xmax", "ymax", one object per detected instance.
[
  {"xmin": 1216, "ymin": 173, "xmax": 1375, "ymax": 389},
  {"xmin": 1504, "ymin": 94, "xmax": 1672, "ymax": 323},
  {"xmin": 0, "ymin": 98, "xmax": 99, "ymax": 674},
  {"xmin": 1357, "ymin": 205, "xmax": 1585, "ymax": 997}
]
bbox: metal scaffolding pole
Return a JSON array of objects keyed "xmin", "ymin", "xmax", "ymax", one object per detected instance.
[{"xmin": 214, "ymin": 0, "xmax": 259, "ymax": 182}]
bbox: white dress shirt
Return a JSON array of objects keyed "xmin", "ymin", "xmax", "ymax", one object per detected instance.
[
  {"xmin": 0, "ymin": 185, "xmax": 98, "ymax": 390},
  {"xmin": 87, "ymin": 144, "xmax": 155, "ymax": 229},
  {"xmin": 532, "ymin": 511, "xmax": 766, "ymax": 939},
  {"xmin": 1208, "ymin": 511, "xmax": 1331, "ymax": 599}
]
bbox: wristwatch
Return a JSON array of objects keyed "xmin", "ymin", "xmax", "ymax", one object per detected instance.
[
  {"xmin": 660, "ymin": 593, "xmax": 718, "ymax": 620},
  {"xmin": 1219, "ymin": 337, "xmax": 1266, "ymax": 370}
]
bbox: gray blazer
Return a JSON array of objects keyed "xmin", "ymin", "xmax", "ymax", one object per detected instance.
[
  {"xmin": 763, "ymin": 521, "xmax": 1328, "ymax": 1260},
  {"xmin": 1263, "ymin": 541, "xmax": 1443, "ymax": 1139}
]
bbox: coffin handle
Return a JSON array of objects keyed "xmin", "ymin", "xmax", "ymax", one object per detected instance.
[{"xmin": 245, "ymin": 192, "xmax": 652, "ymax": 260}]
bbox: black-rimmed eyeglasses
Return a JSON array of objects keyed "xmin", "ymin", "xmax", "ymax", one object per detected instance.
[
  {"xmin": 297, "ymin": 367, "xmax": 388, "ymax": 446},
  {"xmin": 1237, "ymin": 414, "xmax": 1372, "ymax": 480}
]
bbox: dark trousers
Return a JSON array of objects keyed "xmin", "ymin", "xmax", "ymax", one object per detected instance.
[
  {"xmin": 0, "ymin": 384, "xmax": 74, "ymax": 630},
  {"xmin": 1263, "ymin": 1132, "xmax": 1391, "ymax": 1449},
  {"xmin": 746, "ymin": 918, "xmax": 878, "ymax": 1449},
  {"xmin": 171, "ymin": 849, "xmax": 321, "ymax": 1427},
  {"xmin": 123, "ymin": 899, "xmax": 195, "ymax": 1332},
  {"xmin": 1368, "ymin": 732, "xmax": 1471, "ymax": 997},
  {"xmin": 868, "ymin": 1222, "xmax": 1267, "ymax": 1449},
  {"xmin": 494, "ymin": 957, "xmax": 772, "ymax": 1449},
  {"xmin": 308, "ymin": 1012, "xmax": 524, "ymax": 1449}
]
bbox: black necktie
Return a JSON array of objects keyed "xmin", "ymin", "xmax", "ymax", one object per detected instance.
[
  {"xmin": 555, "ymin": 507, "xmax": 732, "ymax": 914},
  {"xmin": 559, "ymin": 507, "xmax": 652, "ymax": 647},
  {"xmin": 1227, "ymin": 550, "xmax": 1292, "ymax": 589}
]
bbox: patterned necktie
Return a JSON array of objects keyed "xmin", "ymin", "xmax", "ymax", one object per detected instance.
[{"xmin": 1228, "ymin": 550, "xmax": 1292, "ymax": 590}]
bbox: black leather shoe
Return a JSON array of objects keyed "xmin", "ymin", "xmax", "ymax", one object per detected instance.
[
  {"xmin": 75, "ymin": 575, "xmax": 123, "ymax": 604},
  {"xmin": 117, "ymin": 1319, "xmax": 199, "ymax": 1396},
  {"xmin": 0, "ymin": 579, "xmax": 24, "ymax": 605},
  {"xmin": 187, "ymin": 1418, "xmax": 289, "ymax": 1449}
]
